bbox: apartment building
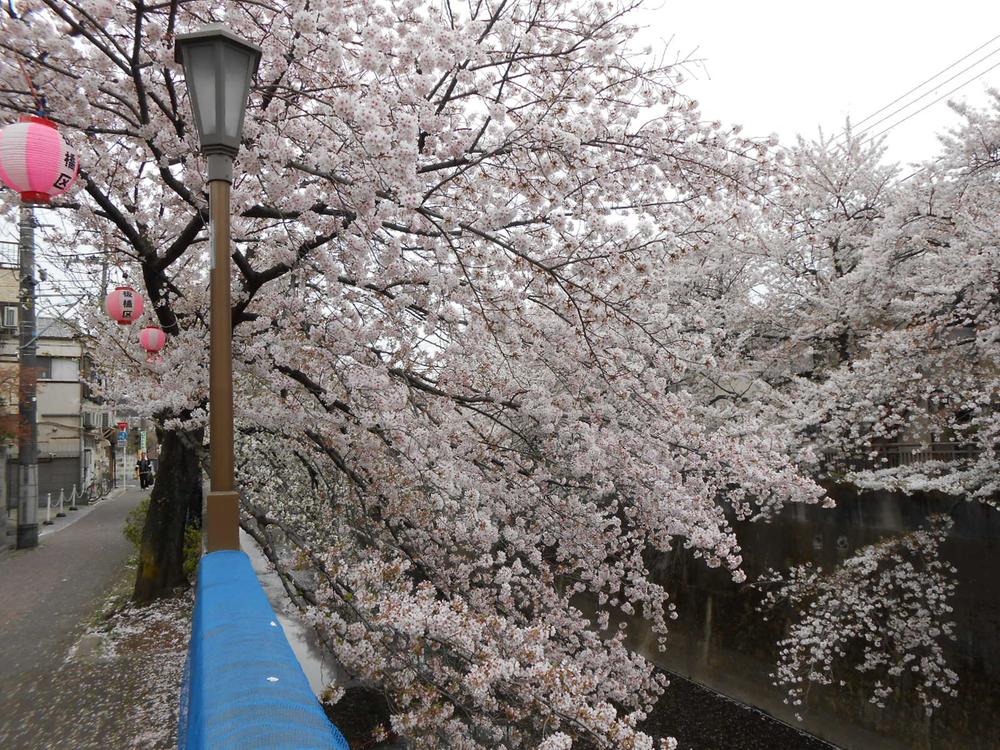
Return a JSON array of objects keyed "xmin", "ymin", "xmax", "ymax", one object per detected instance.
[
  {"xmin": 32, "ymin": 316, "xmax": 110, "ymax": 499},
  {"xmin": 0, "ymin": 253, "xmax": 129, "ymax": 548}
]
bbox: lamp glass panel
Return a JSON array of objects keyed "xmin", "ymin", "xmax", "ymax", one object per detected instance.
[
  {"xmin": 185, "ymin": 44, "xmax": 217, "ymax": 137},
  {"xmin": 222, "ymin": 45, "xmax": 253, "ymax": 140}
]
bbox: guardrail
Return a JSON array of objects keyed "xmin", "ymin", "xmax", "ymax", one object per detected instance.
[
  {"xmin": 178, "ymin": 549, "xmax": 349, "ymax": 750},
  {"xmin": 875, "ymin": 441, "xmax": 979, "ymax": 468}
]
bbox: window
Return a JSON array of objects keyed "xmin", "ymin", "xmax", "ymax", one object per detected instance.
[
  {"xmin": 51, "ymin": 358, "xmax": 78, "ymax": 380},
  {"xmin": 35, "ymin": 356, "xmax": 52, "ymax": 380},
  {"xmin": 2, "ymin": 306, "xmax": 16, "ymax": 328}
]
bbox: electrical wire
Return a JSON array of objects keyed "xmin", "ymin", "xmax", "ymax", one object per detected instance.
[
  {"xmin": 853, "ymin": 44, "xmax": 1000, "ymax": 141},
  {"xmin": 863, "ymin": 58, "xmax": 1000, "ymax": 145},
  {"xmin": 845, "ymin": 32, "xmax": 1000, "ymax": 137}
]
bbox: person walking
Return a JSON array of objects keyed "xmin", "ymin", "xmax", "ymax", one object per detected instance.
[{"xmin": 135, "ymin": 453, "xmax": 153, "ymax": 490}]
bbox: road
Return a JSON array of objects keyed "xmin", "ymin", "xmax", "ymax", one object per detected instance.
[{"xmin": 0, "ymin": 487, "xmax": 148, "ymax": 749}]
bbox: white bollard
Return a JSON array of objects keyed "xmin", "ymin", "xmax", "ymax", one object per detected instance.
[
  {"xmin": 43, "ymin": 493, "xmax": 53, "ymax": 525},
  {"xmin": 57, "ymin": 487, "xmax": 67, "ymax": 517},
  {"xmin": 69, "ymin": 484, "xmax": 78, "ymax": 511}
]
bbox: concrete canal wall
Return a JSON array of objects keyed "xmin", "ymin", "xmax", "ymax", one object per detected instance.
[{"xmin": 635, "ymin": 487, "xmax": 1000, "ymax": 749}]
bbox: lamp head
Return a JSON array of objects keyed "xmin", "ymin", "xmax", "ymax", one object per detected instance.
[{"xmin": 175, "ymin": 23, "xmax": 261, "ymax": 159}]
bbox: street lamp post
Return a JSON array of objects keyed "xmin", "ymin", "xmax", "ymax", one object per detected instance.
[{"xmin": 175, "ymin": 24, "xmax": 261, "ymax": 552}]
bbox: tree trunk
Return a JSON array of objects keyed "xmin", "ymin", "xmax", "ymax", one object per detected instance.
[{"xmin": 132, "ymin": 425, "xmax": 204, "ymax": 603}]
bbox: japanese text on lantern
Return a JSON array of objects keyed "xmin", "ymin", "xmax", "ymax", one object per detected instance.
[
  {"xmin": 120, "ymin": 290, "xmax": 135, "ymax": 320},
  {"xmin": 53, "ymin": 151, "xmax": 78, "ymax": 191}
]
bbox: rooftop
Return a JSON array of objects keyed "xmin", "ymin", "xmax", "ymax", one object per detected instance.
[{"xmin": 36, "ymin": 316, "xmax": 84, "ymax": 340}]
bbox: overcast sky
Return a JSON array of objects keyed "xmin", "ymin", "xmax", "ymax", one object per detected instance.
[{"xmin": 636, "ymin": 1, "xmax": 1000, "ymax": 166}]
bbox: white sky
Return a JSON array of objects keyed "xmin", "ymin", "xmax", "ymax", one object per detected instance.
[{"xmin": 636, "ymin": 1, "xmax": 1000, "ymax": 167}]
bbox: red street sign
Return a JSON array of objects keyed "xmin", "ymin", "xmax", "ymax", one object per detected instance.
[{"xmin": 117, "ymin": 421, "xmax": 128, "ymax": 431}]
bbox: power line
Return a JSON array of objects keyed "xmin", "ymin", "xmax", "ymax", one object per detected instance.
[
  {"xmin": 846, "ymin": 32, "xmax": 1000, "ymax": 136},
  {"xmin": 854, "ymin": 43, "xmax": 1000, "ymax": 141},
  {"xmin": 863, "ymin": 57, "xmax": 1000, "ymax": 145}
]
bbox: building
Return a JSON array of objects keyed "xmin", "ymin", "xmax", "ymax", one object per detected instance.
[
  {"xmin": 1, "ymin": 312, "xmax": 118, "ymax": 536},
  {"xmin": 0, "ymin": 256, "xmax": 136, "ymax": 549},
  {"xmin": 32, "ymin": 316, "xmax": 111, "ymax": 501}
]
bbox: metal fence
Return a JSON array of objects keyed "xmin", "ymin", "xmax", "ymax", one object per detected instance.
[
  {"xmin": 820, "ymin": 441, "xmax": 981, "ymax": 474},
  {"xmin": 873, "ymin": 441, "xmax": 980, "ymax": 468}
]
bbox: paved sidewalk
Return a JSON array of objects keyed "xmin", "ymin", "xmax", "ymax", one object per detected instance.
[
  {"xmin": 0, "ymin": 487, "xmax": 148, "ymax": 749},
  {"xmin": 37, "ymin": 481, "xmax": 130, "ymax": 539}
]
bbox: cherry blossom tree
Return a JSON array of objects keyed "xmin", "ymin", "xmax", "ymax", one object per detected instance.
[
  {"xmin": 813, "ymin": 107, "xmax": 1000, "ymax": 502},
  {"xmin": 0, "ymin": 363, "xmax": 37, "ymax": 444},
  {"xmin": 731, "ymin": 115, "xmax": 998, "ymax": 501},
  {"xmin": 1, "ymin": 0, "xmax": 836, "ymax": 746},
  {"xmin": 758, "ymin": 515, "xmax": 959, "ymax": 719},
  {"xmin": 714, "ymin": 111, "xmax": 999, "ymax": 716}
]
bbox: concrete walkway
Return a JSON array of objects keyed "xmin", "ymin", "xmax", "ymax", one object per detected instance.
[{"xmin": 0, "ymin": 487, "xmax": 148, "ymax": 749}]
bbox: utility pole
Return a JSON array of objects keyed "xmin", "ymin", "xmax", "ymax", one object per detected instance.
[
  {"xmin": 98, "ymin": 250, "xmax": 109, "ymax": 305},
  {"xmin": 16, "ymin": 205, "xmax": 38, "ymax": 549}
]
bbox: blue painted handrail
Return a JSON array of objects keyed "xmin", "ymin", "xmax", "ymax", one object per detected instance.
[{"xmin": 178, "ymin": 550, "xmax": 349, "ymax": 750}]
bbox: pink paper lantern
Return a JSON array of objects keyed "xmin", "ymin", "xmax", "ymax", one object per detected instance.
[
  {"xmin": 0, "ymin": 116, "xmax": 79, "ymax": 204},
  {"xmin": 105, "ymin": 285, "xmax": 144, "ymax": 325},
  {"xmin": 139, "ymin": 326, "xmax": 167, "ymax": 355}
]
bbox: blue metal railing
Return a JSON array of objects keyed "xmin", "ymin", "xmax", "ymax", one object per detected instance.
[{"xmin": 178, "ymin": 550, "xmax": 349, "ymax": 750}]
